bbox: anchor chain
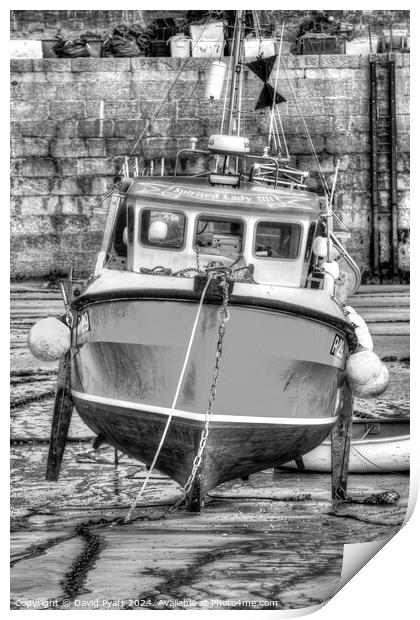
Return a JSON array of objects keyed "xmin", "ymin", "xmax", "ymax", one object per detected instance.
[
  {"xmin": 167, "ymin": 274, "xmax": 231, "ymax": 514},
  {"xmin": 10, "ymin": 389, "xmax": 56, "ymax": 410}
]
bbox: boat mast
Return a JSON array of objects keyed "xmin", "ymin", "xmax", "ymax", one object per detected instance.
[{"xmin": 227, "ymin": 10, "xmax": 245, "ymax": 135}]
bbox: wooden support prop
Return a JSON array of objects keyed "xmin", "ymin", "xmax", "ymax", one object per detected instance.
[
  {"xmin": 46, "ymin": 351, "xmax": 74, "ymax": 481},
  {"xmin": 331, "ymin": 382, "xmax": 354, "ymax": 500}
]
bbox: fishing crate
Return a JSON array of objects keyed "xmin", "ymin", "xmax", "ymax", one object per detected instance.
[
  {"xmin": 189, "ymin": 20, "xmax": 225, "ymax": 41},
  {"xmin": 296, "ymin": 35, "xmax": 345, "ymax": 55},
  {"xmin": 345, "ymin": 36, "xmax": 378, "ymax": 55},
  {"xmin": 149, "ymin": 18, "xmax": 177, "ymax": 42},
  {"xmin": 150, "ymin": 40, "xmax": 170, "ymax": 57},
  {"xmin": 191, "ymin": 40, "xmax": 225, "ymax": 58},
  {"xmin": 11, "ymin": 40, "xmax": 43, "ymax": 58}
]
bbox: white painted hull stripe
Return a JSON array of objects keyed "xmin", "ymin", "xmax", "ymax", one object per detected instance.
[{"xmin": 71, "ymin": 389, "xmax": 338, "ymax": 426}]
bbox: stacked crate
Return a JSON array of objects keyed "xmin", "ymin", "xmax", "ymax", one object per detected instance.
[{"xmin": 189, "ymin": 21, "xmax": 225, "ymax": 58}]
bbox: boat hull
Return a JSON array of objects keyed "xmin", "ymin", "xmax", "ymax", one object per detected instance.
[
  {"xmin": 71, "ymin": 296, "xmax": 348, "ymax": 494},
  {"xmin": 281, "ymin": 419, "xmax": 410, "ymax": 473}
]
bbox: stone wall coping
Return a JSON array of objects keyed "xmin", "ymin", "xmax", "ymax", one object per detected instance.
[{"xmin": 10, "ymin": 52, "xmax": 407, "ymax": 73}]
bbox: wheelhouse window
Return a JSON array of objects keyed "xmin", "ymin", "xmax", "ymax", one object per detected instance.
[
  {"xmin": 112, "ymin": 198, "xmax": 128, "ymax": 257},
  {"xmin": 254, "ymin": 221, "xmax": 301, "ymax": 259},
  {"xmin": 139, "ymin": 209, "xmax": 186, "ymax": 249},
  {"xmin": 195, "ymin": 216, "xmax": 244, "ymax": 259}
]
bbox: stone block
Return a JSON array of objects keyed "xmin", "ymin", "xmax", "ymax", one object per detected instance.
[
  {"xmin": 31, "ymin": 59, "xmax": 72, "ymax": 72},
  {"xmin": 75, "ymin": 157, "xmax": 119, "ymax": 176},
  {"xmin": 11, "ymin": 120, "xmax": 58, "ymax": 138},
  {"xmin": 77, "ymin": 81, "xmax": 131, "ymax": 101},
  {"xmin": 11, "ymin": 81, "xmax": 59, "ymax": 101},
  {"xmin": 10, "ymin": 59, "xmax": 34, "ymax": 72},
  {"xmin": 11, "ymin": 176, "xmax": 51, "ymax": 196},
  {"xmin": 11, "ymin": 137, "xmax": 50, "ymax": 158},
  {"xmin": 71, "ymin": 57, "xmax": 131, "ymax": 72},
  {"xmin": 113, "ymin": 120, "xmax": 145, "ymax": 138},
  {"xmin": 78, "ymin": 120, "xmax": 114, "ymax": 138},
  {"xmin": 105, "ymin": 138, "xmax": 133, "ymax": 156},
  {"xmin": 11, "ymin": 101, "xmax": 49, "ymax": 121},
  {"xmin": 49, "ymin": 101, "xmax": 86, "ymax": 120},
  {"xmin": 325, "ymin": 132, "xmax": 370, "ymax": 154},
  {"xmin": 56, "ymin": 120, "xmax": 79, "ymax": 138},
  {"xmin": 50, "ymin": 138, "xmax": 106, "ymax": 158},
  {"xmin": 11, "ymin": 157, "xmax": 58, "ymax": 177},
  {"xmin": 102, "ymin": 100, "xmax": 143, "ymax": 120}
]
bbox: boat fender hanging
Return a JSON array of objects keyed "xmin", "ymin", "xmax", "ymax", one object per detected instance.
[
  {"xmin": 346, "ymin": 350, "xmax": 389, "ymax": 398},
  {"xmin": 28, "ymin": 317, "xmax": 71, "ymax": 362},
  {"xmin": 320, "ymin": 260, "xmax": 340, "ymax": 280},
  {"xmin": 312, "ymin": 236, "xmax": 334, "ymax": 258},
  {"xmin": 205, "ymin": 61, "xmax": 227, "ymax": 100},
  {"xmin": 345, "ymin": 305, "xmax": 374, "ymax": 351},
  {"xmin": 320, "ymin": 260, "xmax": 339, "ymax": 294}
]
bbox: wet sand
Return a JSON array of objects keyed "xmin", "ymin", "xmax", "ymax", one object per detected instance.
[{"xmin": 10, "ymin": 283, "xmax": 410, "ymax": 610}]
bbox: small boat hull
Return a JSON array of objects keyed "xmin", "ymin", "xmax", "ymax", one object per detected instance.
[
  {"xmin": 281, "ymin": 418, "xmax": 410, "ymax": 473},
  {"xmin": 71, "ymin": 295, "xmax": 349, "ymax": 494}
]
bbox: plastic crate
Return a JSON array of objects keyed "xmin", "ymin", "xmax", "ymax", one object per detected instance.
[
  {"xmin": 150, "ymin": 40, "xmax": 169, "ymax": 57},
  {"xmin": 345, "ymin": 36, "xmax": 378, "ymax": 55},
  {"xmin": 297, "ymin": 36, "xmax": 345, "ymax": 55},
  {"xmin": 191, "ymin": 40, "xmax": 224, "ymax": 58},
  {"xmin": 189, "ymin": 21, "xmax": 224, "ymax": 41},
  {"xmin": 149, "ymin": 18, "xmax": 177, "ymax": 41}
]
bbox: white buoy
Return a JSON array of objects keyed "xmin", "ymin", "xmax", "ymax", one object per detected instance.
[
  {"xmin": 205, "ymin": 61, "xmax": 227, "ymax": 100},
  {"xmin": 28, "ymin": 317, "xmax": 71, "ymax": 362},
  {"xmin": 346, "ymin": 350, "xmax": 390, "ymax": 398}
]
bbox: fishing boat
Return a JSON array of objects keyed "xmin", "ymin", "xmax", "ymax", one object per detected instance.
[
  {"xmin": 280, "ymin": 416, "xmax": 409, "ymax": 473},
  {"xmin": 28, "ymin": 11, "xmax": 389, "ymax": 510}
]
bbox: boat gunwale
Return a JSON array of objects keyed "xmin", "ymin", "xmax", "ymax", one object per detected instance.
[{"xmin": 71, "ymin": 287, "xmax": 356, "ymax": 342}]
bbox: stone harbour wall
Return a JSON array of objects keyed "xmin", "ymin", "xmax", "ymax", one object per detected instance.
[{"xmin": 10, "ymin": 54, "xmax": 410, "ymax": 280}]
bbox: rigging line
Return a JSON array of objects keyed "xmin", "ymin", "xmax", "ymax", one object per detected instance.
[
  {"xmin": 124, "ymin": 278, "xmax": 211, "ymax": 523},
  {"xmin": 350, "ymin": 445, "xmax": 401, "ymax": 475},
  {"xmin": 280, "ymin": 57, "xmax": 331, "ymax": 198},
  {"xmin": 272, "ymin": 112, "xmax": 282, "ymax": 153},
  {"xmin": 276, "ymin": 106, "xmax": 289, "ymax": 158},
  {"xmin": 119, "ymin": 15, "xmax": 212, "ymax": 174},
  {"xmin": 268, "ymin": 22, "xmax": 284, "ymax": 147}
]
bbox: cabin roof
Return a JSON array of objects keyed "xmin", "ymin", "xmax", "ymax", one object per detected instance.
[{"xmin": 126, "ymin": 177, "xmax": 320, "ymax": 215}]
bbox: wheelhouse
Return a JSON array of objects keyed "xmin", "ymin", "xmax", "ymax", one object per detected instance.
[{"xmin": 105, "ymin": 177, "xmax": 323, "ymax": 288}]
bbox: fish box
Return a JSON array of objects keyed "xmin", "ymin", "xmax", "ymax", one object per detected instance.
[
  {"xmin": 244, "ymin": 37, "xmax": 276, "ymax": 58},
  {"xmin": 10, "ymin": 40, "xmax": 43, "ymax": 58},
  {"xmin": 345, "ymin": 36, "xmax": 378, "ymax": 55},
  {"xmin": 150, "ymin": 40, "xmax": 170, "ymax": 57},
  {"xmin": 189, "ymin": 21, "xmax": 224, "ymax": 41},
  {"xmin": 192, "ymin": 40, "xmax": 224, "ymax": 58},
  {"xmin": 226, "ymin": 37, "xmax": 279, "ymax": 58},
  {"xmin": 297, "ymin": 36, "xmax": 345, "ymax": 55}
]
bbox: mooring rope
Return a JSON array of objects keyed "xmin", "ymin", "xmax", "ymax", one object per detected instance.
[{"xmin": 124, "ymin": 277, "xmax": 212, "ymax": 522}]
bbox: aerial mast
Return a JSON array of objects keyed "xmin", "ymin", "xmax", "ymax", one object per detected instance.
[{"xmin": 227, "ymin": 10, "xmax": 245, "ymax": 135}]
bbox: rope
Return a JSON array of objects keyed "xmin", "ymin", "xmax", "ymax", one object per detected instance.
[
  {"xmin": 280, "ymin": 57, "xmax": 331, "ymax": 198},
  {"xmin": 124, "ymin": 277, "xmax": 211, "ymax": 522},
  {"xmin": 350, "ymin": 445, "xmax": 402, "ymax": 475},
  {"xmin": 119, "ymin": 15, "xmax": 213, "ymax": 175}
]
